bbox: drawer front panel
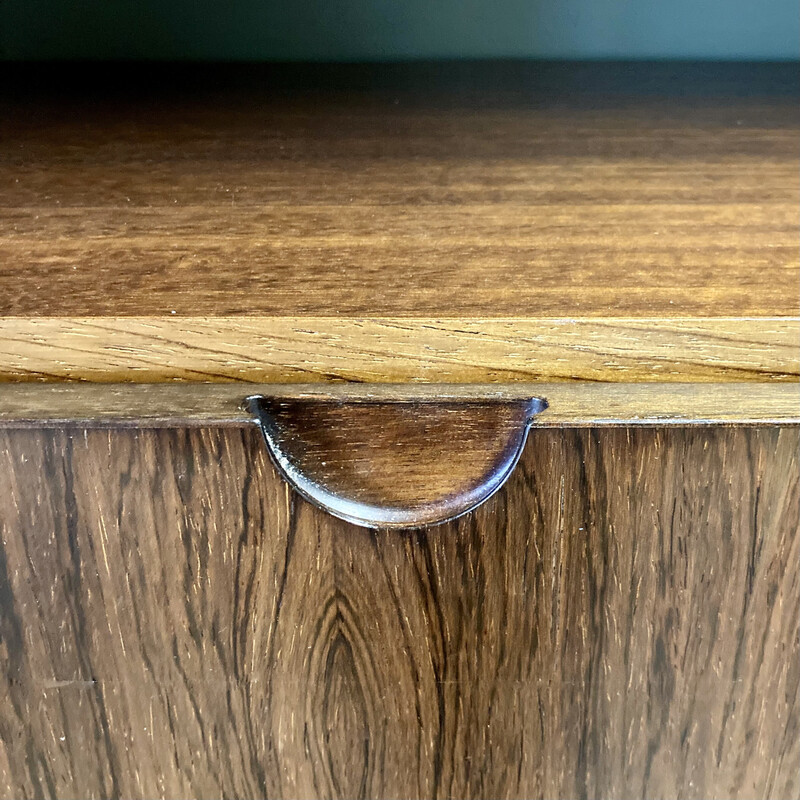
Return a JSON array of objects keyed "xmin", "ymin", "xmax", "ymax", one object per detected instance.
[{"xmin": 0, "ymin": 426, "xmax": 797, "ymax": 799}]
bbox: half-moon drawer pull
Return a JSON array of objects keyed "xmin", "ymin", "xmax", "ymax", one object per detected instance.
[{"xmin": 247, "ymin": 385, "xmax": 547, "ymax": 529}]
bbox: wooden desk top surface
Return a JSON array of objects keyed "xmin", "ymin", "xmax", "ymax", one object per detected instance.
[{"xmin": 0, "ymin": 62, "xmax": 797, "ymax": 385}]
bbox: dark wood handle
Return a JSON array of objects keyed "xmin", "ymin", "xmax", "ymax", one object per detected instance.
[{"xmin": 247, "ymin": 384, "xmax": 546, "ymax": 529}]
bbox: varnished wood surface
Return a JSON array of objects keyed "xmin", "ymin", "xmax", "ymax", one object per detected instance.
[
  {"xmin": 0, "ymin": 424, "xmax": 797, "ymax": 799},
  {"xmin": 0, "ymin": 62, "xmax": 796, "ymax": 317},
  {"xmin": 1, "ymin": 203, "xmax": 796, "ymax": 318},
  {"xmin": 1, "ymin": 381, "xmax": 798, "ymax": 426},
  {"xmin": 249, "ymin": 392, "xmax": 544, "ymax": 527},
  {"xmin": 1, "ymin": 62, "xmax": 796, "ymax": 384},
  {"xmin": 0, "ymin": 317, "xmax": 797, "ymax": 384}
]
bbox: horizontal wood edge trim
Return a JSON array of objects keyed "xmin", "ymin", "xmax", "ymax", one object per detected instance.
[
  {"xmin": 0, "ymin": 382, "xmax": 797, "ymax": 427},
  {"xmin": 0, "ymin": 317, "xmax": 797, "ymax": 384}
]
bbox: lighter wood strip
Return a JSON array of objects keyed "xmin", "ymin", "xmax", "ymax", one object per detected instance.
[
  {"xmin": 0, "ymin": 382, "xmax": 797, "ymax": 426},
  {"xmin": 0, "ymin": 317, "xmax": 796, "ymax": 384}
]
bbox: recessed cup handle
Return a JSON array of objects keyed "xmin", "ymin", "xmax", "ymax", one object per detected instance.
[{"xmin": 247, "ymin": 384, "xmax": 547, "ymax": 529}]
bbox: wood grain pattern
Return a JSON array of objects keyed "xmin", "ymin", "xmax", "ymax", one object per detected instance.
[
  {"xmin": 249, "ymin": 392, "xmax": 544, "ymax": 527},
  {"xmin": 2, "ymin": 62, "xmax": 796, "ymax": 384},
  {"xmin": 1, "ymin": 381, "xmax": 798, "ymax": 426},
  {"xmin": 0, "ymin": 203, "xmax": 796, "ymax": 318},
  {"xmin": 0, "ymin": 317, "xmax": 796, "ymax": 384},
  {"xmin": 0, "ymin": 62, "xmax": 797, "ymax": 318},
  {"xmin": 0, "ymin": 424, "xmax": 797, "ymax": 799}
]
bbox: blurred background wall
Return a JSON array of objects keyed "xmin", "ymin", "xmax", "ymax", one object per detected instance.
[{"xmin": 1, "ymin": 0, "xmax": 797, "ymax": 60}]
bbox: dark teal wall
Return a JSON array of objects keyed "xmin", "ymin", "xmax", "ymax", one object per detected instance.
[{"xmin": 2, "ymin": 0, "xmax": 798, "ymax": 60}]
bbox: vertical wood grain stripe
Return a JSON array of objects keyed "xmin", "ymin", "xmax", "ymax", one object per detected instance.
[{"xmin": 0, "ymin": 317, "xmax": 796, "ymax": 383}]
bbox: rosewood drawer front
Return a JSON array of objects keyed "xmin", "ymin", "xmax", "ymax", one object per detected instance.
[
  {"xmin": 0, "ymin": 383, "xmax": 797, "ymax": 799},
  {"xmin": 0, "ymin": 421, "xmax": 797, "ymax": 799},
  {"xmin": 0, "ymin": 62, "xmax": 798, "ymax": 800}
]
